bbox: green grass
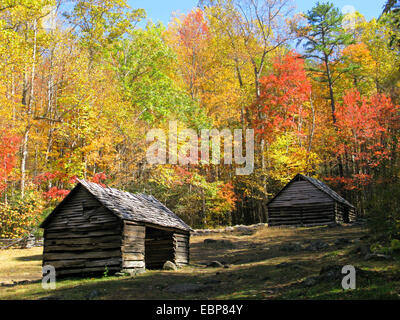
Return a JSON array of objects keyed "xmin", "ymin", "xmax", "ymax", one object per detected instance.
[{"xmin": 1, "ymin": 225, "xmax": 399, "ymax": 300}]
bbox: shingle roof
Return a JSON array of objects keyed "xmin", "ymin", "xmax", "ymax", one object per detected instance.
[
  {"xmin": 299, "ymin": 175, "xmax": 355, "ymax": 208},
  {"xmin": 42, "ymin": 180, "xmax": 192, "ymax": 232},
  {"xmin": 267, "ymin": 174, "xmax": 355, "ymax": 208}
]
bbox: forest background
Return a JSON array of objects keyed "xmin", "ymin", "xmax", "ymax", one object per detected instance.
[{"xmin": 0, "ymin": 0, "xmax": 399, "ymax": 248}]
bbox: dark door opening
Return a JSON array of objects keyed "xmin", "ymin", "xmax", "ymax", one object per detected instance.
[
  {"xmin": 343, "ymin": 207, "xmax": 350, "ymax": 223},
  {"xmin": 145, "ymin": 226, "xmax": 174, "ymax": 269}
]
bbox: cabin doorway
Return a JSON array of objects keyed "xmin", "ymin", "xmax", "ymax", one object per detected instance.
[
  {"xmin": 343, "ymin": 207, "xmax": 350, "ymax": 223},
  {"xmin": 145, "ymin": 226, "xmax": 174, "ymax": 269}
]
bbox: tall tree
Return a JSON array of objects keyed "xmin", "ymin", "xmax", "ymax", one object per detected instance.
[
  {"xmin": 201, "ymin": 0, "xmax": 293, "ymax": 100},
  {"xmin": 295, "ymin": 2, "xmax": 354, "ymax": 124},
  {"xmin": 63, "ymin": 0, "xmax": 145, "ymax": 70}
]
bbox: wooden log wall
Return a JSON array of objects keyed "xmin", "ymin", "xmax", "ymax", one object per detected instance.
[
  {"xmin": 43, "ymin": 186, "xmax": 123, "ymax": 277},
  {"xmin": 335, "ymin": 203, "xmax": 357, "ymax": 224},
  {"xmin": 121, "ymin": 221, "xmax": 145, "ymax": 273},
  {"xmin": 144, "ymin": 227, "xmax": 174, "ymax": 269},
  {"xmin": 268, "ymin": 203, "xmax": 336, "ymax": 227},
  {"xmin": 173, "ymin": 232, "xmax": 190, "ymax": 267}
]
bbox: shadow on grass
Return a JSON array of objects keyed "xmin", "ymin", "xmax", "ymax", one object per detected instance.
[
  {"xmin": 15, "ymin": 254, "xmax": 42, "ymax": 262},
  {"xmin": 24, "ymin": 263, "xmax": 299, "ymax": 300},
  {"xmin": 23, "ymin": 257, "xmax": 398, "ymax": 300},
  {"xmin": 191, "ymin": 226, "xmax": 365, "ymax": 266}
]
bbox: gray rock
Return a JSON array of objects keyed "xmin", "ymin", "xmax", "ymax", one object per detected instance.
[
  {"xmin": 87, "ymin": 290, "xmax": 99, "ymax": 299},
  {"xmin": 319, "ymin": 265, "xmax": 343, "ymax": 281},
  {"xmin": 236, "ymin": 225, "xmax": 254, "ymax": 234},
  {"xmin": 163, "ymin": 261, "xmax": 178, "ymax": 271},
  {"xmin": 207, "ymin": 261, "xmax": 224, "ymax": 268},
  {"xmin": 303, "ymin": 276, "xmax": 318, "ymax": 287},
  {"xmin": 305, "ymin": 240, "xmax": 329, "ymax": 251},
  {"xmin": 350, "ymin": 244, "xmax": 371, "ymax": 256},
  {"xmin": 115, "ymin": 272, "xmax": 130, "ymax": 277},
  {"xmin": 24, "ymin": 235, "xmax": 36, "ymax": 249}
]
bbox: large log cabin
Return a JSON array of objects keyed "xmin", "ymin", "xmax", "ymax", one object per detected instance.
[{"xmin": 40, "ymin": 180, "xmax": 191, "ymax": 277}]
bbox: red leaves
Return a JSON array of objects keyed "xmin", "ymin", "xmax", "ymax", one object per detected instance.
[
  {"xmin": 0, "ymin": 130, "xmax": 21, "ymax": 194},
  {"xmin": 332, "ymin": 89, "xmax": 400, "ymax": 190},
  {"xmin": 89, "ymin": 172, "xmax": 107, "ymax": 187},
  {"xmin": 43, "ymin": 187, "xmax": 70, "ymax": 201},
  {"xmin": 252, "ymin": 51, "xmax": 311, "ymax": 143},
  {"xmin": 325, "ymin": 174, "xmax": 372, "ymax": 191},
  {"xmin": 335, "ymin": 89, "xmax": 399, "ymax": 169},
  {"xmin": 34, "ymin": 171, "xmax": 65, "ymax": 185},
  {"xmin": 36, "ymin": 172, "xmax": 107, "ymax": 201}
]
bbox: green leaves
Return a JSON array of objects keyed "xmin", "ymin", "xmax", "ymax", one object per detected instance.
[
  {"xmin": 64, "ymin": 0, "xmax": 145, "ymax": 65},
  {"xmin": 301, "ymin": 2, "xmax": 354, "ymax": 62},
  {"xmin": 109, "ymin": 23, "xmax": 208, "ymax": 127}
]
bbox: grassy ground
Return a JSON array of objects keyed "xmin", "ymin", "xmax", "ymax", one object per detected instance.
[{"xmin": 0, "ymin": 224, "xmax": 399, "ymax": 300}]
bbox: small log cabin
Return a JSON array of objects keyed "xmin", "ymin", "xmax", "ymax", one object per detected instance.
[
  {"xmin": 40, "ymin": 179, "xmax": 192, "ymax": 277},
  {"xmin": 267, "ymin": 174, "xmax": 356, "ymax": 227}
]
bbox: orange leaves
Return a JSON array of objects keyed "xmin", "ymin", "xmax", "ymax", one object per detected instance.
[
  {"xmin": 252, "ymin": 51, "xmax": 312, "ymax": 143},
  {"xmin": 217, "ymin": 182, "xmax": 237, "ymax": 208},
  {"xmin": 0, "ymin": 130, "xmax": 21, "ymax": 194},
  {"xmin": 336, "ymin": 89, "xmax": 399, "ymax": 159},
  {"xmin": 43, "ymin": 187, "xmax": 70, "ymax": 201},
  {"xmin": 332, "ymin": 89, "xmax": 400, "ymax": 189},
  {"xmin": 89, "ymin": 172, "xmax": 107, "ymax": 187},
  {"xmin": 325, "ymin": 173, "xmax": 372, "ymax": 191},
  {"xmin": 168, "ymin": 8, "xmax": 211, "ymax": 100},
  {"xmin": 178, "ymin": 8, "xmax": 210, "ymax": 48}
]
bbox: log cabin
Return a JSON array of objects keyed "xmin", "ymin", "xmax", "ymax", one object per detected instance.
[
  {"xmin": 40, "ymin": 179, "xmax": 191, "ymax": 277},
  {"xmin": 267, "ymin": 174, "xmax": 356, "ymax": 227}
]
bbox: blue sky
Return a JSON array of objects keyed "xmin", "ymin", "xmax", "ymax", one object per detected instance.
[{"xmin": 128, "ymin": 0, "xmax": 387, "ymax": 26}]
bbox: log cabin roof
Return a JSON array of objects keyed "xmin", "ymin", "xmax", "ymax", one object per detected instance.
[
  {"xmin": 41, "ymin": 180, "xmax": 192, "ymax": 232},
  {"xmin": 268, "ymin": 174, "xmax": 355, "ymax": 209}
]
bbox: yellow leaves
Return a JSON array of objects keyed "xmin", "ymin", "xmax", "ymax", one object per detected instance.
[
  {"xmin": 268, "ymin": 133, "xmax": 321, "ymax": 185},
  {"xmin": 338, "ymin": 42, "xmax": 376, "ymax": 96},
  {"xmin": 0, "ymin": 187, "xmax": 44, "ymax": 238}
]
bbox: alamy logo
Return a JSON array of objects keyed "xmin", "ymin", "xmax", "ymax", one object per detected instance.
[
  {"xmin": 42, "ymin": 265, "xmax": 56, "ymax": 290},
  {"xmin": 146, "ymin": 121, "xmax": 254, "ymax": 175},
  {"xmin": 341, "ymin": 265, "xmax": 356, "ymax": 290}
]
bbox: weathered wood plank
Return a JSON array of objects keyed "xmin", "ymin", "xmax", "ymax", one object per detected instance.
[
  {"xmin": 43, "ymin": 249, "xmax": 121, "ymax": 261},
  {"xmin": 123, "ymin": 261, "xmax": 145, "ymax": 268}
]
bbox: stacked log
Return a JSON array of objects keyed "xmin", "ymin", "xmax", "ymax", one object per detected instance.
[
  {"xmin": 121, "ymin": 222, "xmax": 145, "ymax": 273},
  {"xmin": 268, "ymin": 204, "xmax": 335, "ymax": 227},
  {"xmin": 42, "ymin": 186, "xmax": 123, "ymax": 277},
  {"xmin": 173, "ymin": 233, "xmax": 190, "ymax": 267}
]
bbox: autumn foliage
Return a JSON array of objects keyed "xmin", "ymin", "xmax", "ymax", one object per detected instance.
[
  {"xmin": 253, "ymin": 51, "xmax": 312, "ymax": 143},
  {"xmin": 331, "ymin": 90, "xmax": 399, "ymax": 190},
  {"xmin": 0, "ymin": 130, "xmax": 20, "ymax": 194},
  {"xmin": 0, "ymin": 1, "xmax": 399, "ymax": 239}
]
